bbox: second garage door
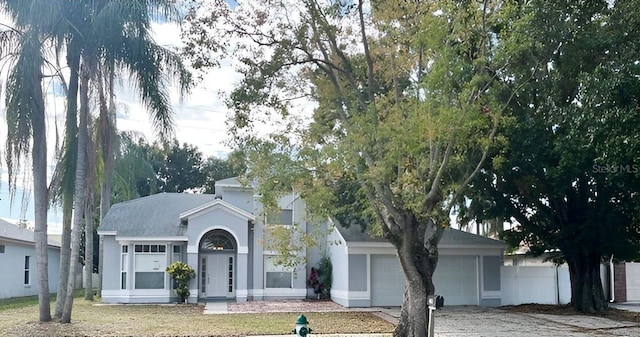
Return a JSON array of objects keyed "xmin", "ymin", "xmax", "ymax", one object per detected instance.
[
  {"xmin": 370, "ymin": 254, "xmax": 479, "ymax": 307},
  {"xmin": 433, "ymin": 255, "xmax": 478, "ymax": 305}
]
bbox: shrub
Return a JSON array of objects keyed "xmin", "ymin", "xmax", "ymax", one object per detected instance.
[{"xmin": 166, "ymin": 261, "xmax": 195, "ymax": 303}]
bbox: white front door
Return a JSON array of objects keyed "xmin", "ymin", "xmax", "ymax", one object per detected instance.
[{"xmin": 205, "ymin": 254, "xmax": 234, "ymax": 297}]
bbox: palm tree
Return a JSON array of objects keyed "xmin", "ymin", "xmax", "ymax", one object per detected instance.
[
  {"xmin": 0, "ymin": 0, "xmax": 68, "ymax": 322},
  {"xmin": 60, "ymin": 0, "xmax": 190, "ymax": 322}
]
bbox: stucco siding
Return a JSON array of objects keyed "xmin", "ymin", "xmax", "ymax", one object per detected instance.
[
  {"xmin": 327, "ymin": 227, "xmax": 349, "ymax": 306},
  {"xmin": 0, "ymin": 241, "xmax": 60, "ymax": 299},
  {"xmin": 348, "ymin": 254, "xmax": 367, "ymax": 292},
  {"xmin": 101, "ymin": 236, "xmax": 121, "ymax": 291},
  {"xmin": 218, "ymin": 188, "xmax": 254, "ymax": 214}
]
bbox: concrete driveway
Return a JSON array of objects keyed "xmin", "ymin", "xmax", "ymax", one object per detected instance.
[
  {"xmin": 426, "ymin": 306, "xmax": 640, "ymax": 337},
  {"xmin": 207, "ymin": 300, "xmax": 640, "ymax": 336}
]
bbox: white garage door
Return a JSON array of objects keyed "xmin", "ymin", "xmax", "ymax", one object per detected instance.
[
  {"xmin": 370, "ymin": 254, "xmax": 479, "ymax": 307},
  {"xmin": 433, "ymin": 256, "xmax": 478, "ymax": 305},
  {"xmin": 371, "ymin": 255, "xmax": 405, "ymax": 306}
]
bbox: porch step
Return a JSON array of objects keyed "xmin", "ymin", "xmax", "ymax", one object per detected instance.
[{"xmin": 204, "ymin": 300, "xmax": 229, "ymax": 314}]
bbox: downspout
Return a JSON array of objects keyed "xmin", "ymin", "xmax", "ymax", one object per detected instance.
[{"xmin": 610, "ymin": 255, "xmax": 615, "ymax": 303}]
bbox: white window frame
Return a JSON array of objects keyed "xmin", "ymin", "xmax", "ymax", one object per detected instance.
[
  {"xmin": 121, "ymin": 245, "xmax": 129, "ymax": 290},
  {"xmin": 133, "ymin": 244, "xmax": 167, "ymax": 290},
  {"xmin": 24, "ymin": 255, "xmax": 30, "ymax": 286},
  {"xmin": 264, "ymin": 255, "xmax": 293, "ymax": 289}
]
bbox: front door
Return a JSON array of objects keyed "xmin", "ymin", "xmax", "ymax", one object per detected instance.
[{"xmin": 204, "ymin": 254, "xmax": 234, "ymax": 297}]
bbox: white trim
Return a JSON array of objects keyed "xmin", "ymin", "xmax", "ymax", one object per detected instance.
[
  {"xmin": 249, "ymin": 289, "xmax": 264, "ymax": 297},
  {"xmin": 98, "ymin": 230, "xmax": 117, "ymax": 236},
  {"xmin": 238, "ymin": 246, "xmax": 248, "ymax": 254},
  {"xmin": 102, "ymin": 289, "xmax": 171, "ymax": 297},
  {"xmin": 117, "ymin": 236, "xmax": 188, "ymax": 242},
  {"xmin": 194, "ymin": 226, "xmax": 242, "ymax": 253},
  {"xmin": 331, "ymin": 289, "xmax": 370, "ymax": 301},
  {"xmin": 262, "ymin": 288, "xmax": 307, "ymax": 297},
  {"xmin": 236, "ymin": 289, "xmax": 249, "ymax": 297},
  {"xmin": 180, "ymin": 199, "xmax": 255, "ymax": 221}
]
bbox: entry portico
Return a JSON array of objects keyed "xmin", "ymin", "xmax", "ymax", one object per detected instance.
[{"xmin": 180, "ymin": 198, "xmax": 254, "ymax": 302}]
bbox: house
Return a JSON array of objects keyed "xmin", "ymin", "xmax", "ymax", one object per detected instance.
[
  {"xmin": 0, "ymin": 218, "xmax": 61, "ymax": 299},
  {"xmin": 327, "ymin": 221, "xmax": 507, "ymax": 307},
  {"xmin": 98, "ymin": 177, "xmax": 506, "ymax": 306}
]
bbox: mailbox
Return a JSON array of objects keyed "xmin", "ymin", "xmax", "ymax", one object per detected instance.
[{"xmin": 427, "ymin": 295, "xmax": 444, "ymax": 310}]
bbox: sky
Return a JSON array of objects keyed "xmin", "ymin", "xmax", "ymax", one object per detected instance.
[{"xmin": 0, "ymin": 15, "xmax": 239, "ymax": 233}]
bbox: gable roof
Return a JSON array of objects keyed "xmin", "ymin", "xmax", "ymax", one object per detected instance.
[
  {"xmin": 98, "ymin": 193, "xmax": 218, "ymax": 237},
  {"xmin": 335, "ymin": 221, "xmax": 505, "ymax": 248},
  {"xmin": 0, "ymin": 218, "xmax": 61, "ymax": 248},
  {"xmin": 179, "ymin": 198, "xmax": 255, "ymax": 221}
]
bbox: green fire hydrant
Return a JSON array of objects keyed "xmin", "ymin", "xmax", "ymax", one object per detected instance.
[{"xmin": 292, "ymin": 314, "xmax": 312, "ymax": 337}]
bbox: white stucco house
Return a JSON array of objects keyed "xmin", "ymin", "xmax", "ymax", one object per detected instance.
[
  {"xmin": 98, "ymin": 177, "xmax": 506, "ymax": 306},
  {"xmin": 0, "ymin": 218, "xmax": 61, "ymax": 299}
]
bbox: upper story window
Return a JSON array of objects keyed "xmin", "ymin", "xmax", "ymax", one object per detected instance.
[
  {"xmin": 0, "ymin": 244, "xmax": 5, "ymax": 253},
  {"xmin": 266, "ymin": 209, "xmax": 293, "ymax": 226}
]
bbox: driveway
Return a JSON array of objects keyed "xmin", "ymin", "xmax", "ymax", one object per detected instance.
[{"xmin": 208, "ymin": 300, "xmax": 640, "ymax": 337}]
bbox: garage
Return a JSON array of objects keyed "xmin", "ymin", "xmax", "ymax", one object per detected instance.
[
  {"xmin": 433, "ymin": 255, "xmax": 478, "ymax": 305},
  {"xmin": 370, "ymin": 254, "xmax": 479, "ymax": 307},
  {"xmin": 371, "ymin": 254, "xmax": 405, "ymax": 306},
  {"xmin": 327, "ymin": 223, "xmax": 506, "ymax": 308}
]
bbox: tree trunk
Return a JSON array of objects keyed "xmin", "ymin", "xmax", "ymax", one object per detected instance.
[
  {"xmin": 55, "ymin": 44, "xmax": 79, "ymax": 319},
  {"xmin": 61, "ymin": 65, "xmax": 90, "ymax": 323},
  {"xmin": 32, "ymin": 58, "xmax": 51, "ymax": 323},
  {"xmin": 392, "ymin": 216, "xmax": 440, "ymax": 337},
  {"xmin": 54, "ymin": 203, "xmax": 72, "ymax": 319},
  {"xmin": 567, "ymin": 253, "xmax": 608, "ymax": 313},
  {"xmin": 84, "ymin": 200, "xmax": 94, "ymax": 300}
]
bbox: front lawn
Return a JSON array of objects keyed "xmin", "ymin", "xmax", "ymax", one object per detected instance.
[{"xmin": 0, "ymin": 297, "xmax": 394, "ymax": 337}]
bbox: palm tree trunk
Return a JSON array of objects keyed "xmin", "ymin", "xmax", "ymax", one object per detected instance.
[
  {"xmin": 55, "ymin": 41, "xmax": 80, "ymax": 319},
  {"xmin": 31, "ymin": 50, "xmax": 52, "ymax": 324},
  {"xmin": 84, "ymin": 197, "xmax": 94, "ymax": 301},
  {"xmin": 61, "ymin": 63, "xmax": 90, "ymax": 323}
]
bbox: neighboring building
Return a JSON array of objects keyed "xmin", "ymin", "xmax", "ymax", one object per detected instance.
[
  {"xmin": 98, "ymin": 177, "xmax": 507, "ymax": 306},
  {"xmin": 328, "ymin": 222, "xmax": 506, "ymax": 307},
  {"xmin": 0, "ymin": 219, "xmax": 61, "ymax": 299}
]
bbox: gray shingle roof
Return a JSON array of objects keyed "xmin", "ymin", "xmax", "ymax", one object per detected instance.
[
  {"xmin": 336, "ymin": 222, "xmax": 505, "ymax": 247},
  {"xmin": 98, "ymin": 193, "xmax": 218, "ymax": 237}
]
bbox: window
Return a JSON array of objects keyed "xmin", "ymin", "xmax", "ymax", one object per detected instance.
[
  {"xmin": 265, "ymin": 256, "xmax": 292, "ymax": 288},
  {"xmin": 266, "ymin": 209, "xmax": 293, "ymax": 226},
  {"xmin": 24, "ymin": 256, "xmax": 30, "ymax": 285},
  {"xmin": 228, "ymin": 256, "xmax": 234, "ymax": 292},
  {"xmin": 134, "ymin": 244, "xmax": 167, "ymax": 289},
  {"xmin": 0, "ymin": 244, "xmax": 5, "ymax": 253},
  {"xmin": 172, "ymin": 245, "xmax": 182, "ymax": 263},
  {"xmin": 200, "ymin": 257, "xmax": 207, "ymax": 293},
  {"xmin": 121, "ymin": 245, "xmax": 129, "ymax": 289}
]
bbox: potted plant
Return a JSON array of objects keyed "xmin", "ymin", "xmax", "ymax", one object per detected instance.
[{"xmin": 166, "ymin": 261, "xmax": 195, "ymax": 303}]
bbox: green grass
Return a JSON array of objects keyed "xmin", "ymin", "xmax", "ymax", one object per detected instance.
[
  {"xmin": 0, "ymin": 293, "xmax": 56, "ymax": 311},
  {"xmin": 0, "ymin": 297, "xmax": 395, "ymax": 337}
]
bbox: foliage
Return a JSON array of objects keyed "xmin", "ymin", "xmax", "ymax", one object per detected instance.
[
  {"xmin": 184, "ymin": 1, "xmax": 512, "ymax": 336},
  {"xmin": 166, "ymin": 262, "xmax": 196, "ymax": 302},
  {"xmin": 317, "ymin": 256, "xmax": 332, "ymax": 294},
  {"xmin": 462, "ymin": 0, "xmax": 640, "ymax": 313}
]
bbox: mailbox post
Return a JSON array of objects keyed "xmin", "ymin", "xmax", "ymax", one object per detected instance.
[{"xmin": 427, "ymin": 295, "xmax": 444, "ymax": 337}]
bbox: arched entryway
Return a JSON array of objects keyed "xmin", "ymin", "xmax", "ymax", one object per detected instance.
[{"xmin": 199, "ymin": 229, "xmax": 236, "ymax": 299}]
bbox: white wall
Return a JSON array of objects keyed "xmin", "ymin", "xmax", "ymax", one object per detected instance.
[
  {"xmin": 626, "ymin": 262, "xmax": 640, "ymax": 301},
  {"xmin": 501, "ymin": 265, "xmax": 570, "ymax": 305},
  {"xmin": 502, "ymin": 264, "xmax": 610, "ymax": 306}
]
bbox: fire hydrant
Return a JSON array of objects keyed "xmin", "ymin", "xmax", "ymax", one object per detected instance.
[{"xmin": 292, "ymin": 314, "xmax": 312, "ymax": 337}]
